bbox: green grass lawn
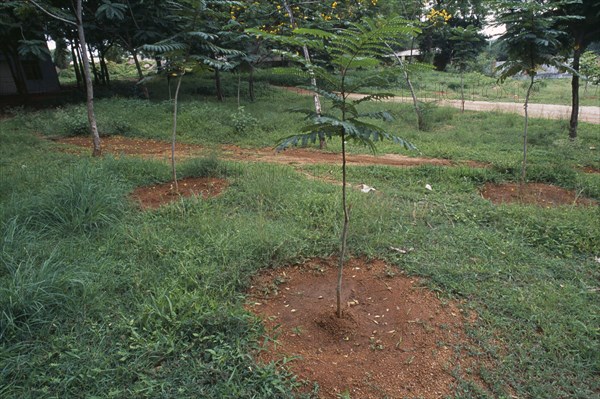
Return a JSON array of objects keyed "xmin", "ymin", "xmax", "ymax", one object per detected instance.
[{"xmin": 1, "ymin": 76, "xmax": 599, "ymax": 398}]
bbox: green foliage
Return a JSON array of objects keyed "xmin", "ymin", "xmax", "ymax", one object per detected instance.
[
  {"xmin": 94, "ymin": 0, "xmax": 127, "ymax": 20},
  {"xmin": 1, "ymin": 53, "xmax": 600, "ymax": 398},
  {"xmin": 496, "ymin": 1, "xmax": 568, "ymax": 81},
  {"xmin": 449, "ymin": 25, "xmax": 482, "ymax": 70},
  {"xmin": 580, "ymin": 51, "xmax": 600, "ymax": 86},
  {"xmin": 179, "ymin": 155, "xmax": 229, "ymax": 178},
  {"xmin": 231, "ymin": 106, "xmax": 259, "ymax": 134},
  {"xmin": 260, "ymin": 18, "xmax": 419, "ymax": 152},
  {"xmin": 0, "ymin": 242, "xmax": 87, "ymax": 341},
  {"xmin": 25, "ymin": 162, "xmax": 128, "ymax": 234}
]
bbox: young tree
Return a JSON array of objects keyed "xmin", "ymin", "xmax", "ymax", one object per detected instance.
[
  {"xmin": 253, "ymin": 18, "xmax": 417, "ymax": 318},
  {"xmin": 496, "ymin": 0, "xmax": 566, "ymax": 184},
  {"xmin": 381, "ymin": 1, "xmax": 429, "ymax": 130},
  {"xmin": 449, "ymin": 25, "xmax": 482, "ymax": 112},
  {"xmin": 143, "ymin": 0, "xmax": 242, "ymax": 192},
  {"xmin": 28, "ymin": 0, "xmax": 103, "ymax": 156}
]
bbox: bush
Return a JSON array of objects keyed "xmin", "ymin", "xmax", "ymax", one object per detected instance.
[
  {"xmin": 52, "ymin": 106, "xmax": 89, "ymax": 136},
  {"xmin": 230, "ymin": 106, "xmax": 259, "ymax": 135}
]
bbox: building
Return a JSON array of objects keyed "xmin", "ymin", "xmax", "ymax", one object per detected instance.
[{"xmin": 0, "ymin": 48, "xmax": 61, "ymax": 96}]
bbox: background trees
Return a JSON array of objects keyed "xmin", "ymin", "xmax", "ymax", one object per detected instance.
[
  {"xmin": 27, "ymin": 0, "xmax": 103, "ymax": 156},
  {"xmin": 418, "ymin": 0, "xmax": 488, "ymax": 71},
  {"xmin": 550, "ymin": 0, "xmax": 600, "ymax": 139}
]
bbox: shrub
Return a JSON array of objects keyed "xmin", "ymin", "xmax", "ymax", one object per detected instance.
[{"xmin": 230, "ymin": 106, "xmax": 258, "ymax": 135}]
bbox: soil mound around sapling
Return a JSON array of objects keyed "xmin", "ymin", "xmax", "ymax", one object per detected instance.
[
  {"xmin": 481, "ymin": 182, "xmax": 597, "ymax": 207},
  {"xmin": 131, "ymin": 177, "xmax": 228, "ymax": 209},
  {"xmin": 247, "ymin": 257, "xmax": 488, "ymax": 399}
]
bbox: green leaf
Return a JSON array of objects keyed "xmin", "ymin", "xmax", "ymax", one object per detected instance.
[
  {"xmin": 95, "ymin": 0, "xmax": 127, "ymax": 20},
  {"xmin": 292, "ymin": 28, "xmax": 334, "ymax": 39},
  {"xmin": 352, "ymin": 93, "xmax": 394, "ymax": 105}
]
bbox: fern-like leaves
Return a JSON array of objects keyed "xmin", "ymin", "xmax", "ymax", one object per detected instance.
[{"xmin": 271, "ymin": 18, "xmax": 417, "ymax": 154}]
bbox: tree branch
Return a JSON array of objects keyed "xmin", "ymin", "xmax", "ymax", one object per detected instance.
[{"xmin": 28, "ymin": 0, "xmax": 77, "ymax": 26}]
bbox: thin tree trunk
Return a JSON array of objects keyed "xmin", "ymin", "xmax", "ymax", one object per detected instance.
[
  {"xmin": 70, "ymin": 40, "xmax": 82, "ymax": 89},
  {"xmin": 337, "ymin": 129, "xmax": 350, "ymax": 319},
  {"xmin": 87, "ymin": 44, "xmax": 99, "ymax": 85},
  {"xmin": 237, "ymin": 72, "xmax": 241, "ymax": 107},
  {"xmin": 74, "ymin": 40, "xmax": 86, "ymax": 90},
  {"xmin": 215, "ymin": 68, "xmax": 224, "ymax": 102},
  {"xmin": 521, "ymin": 75, "xmax": 535, "ymax": 185},
  {"xmin": 76, "ymin": 0, "xmax": 101, "ymax": 157},
  {"xmin": 99, "ymin": 50, "xmax": 110, "ymax": 86},
  {"xmin": 282, "ymin": 0, "xmax": 325, "ymax": 148},
  {"xmin": 249, "ymin": 67, "xmax": 255, "ymax": 102},
  {"xmin": 131, "ymin": 48, "xmax": 149, "ymax": 99},
  {"xmin": 460, "ymin": 70, "xmax": 465, "ymax": 113},
  {"xmin": 569, "ymin": 45, "xmax": 581, "ymax": 140},
  {"xmin": 132, "ymin": 49, "xmax": 144, "ymax": 80},
  {"xmin": 171, "ymin": 73, "xmax": 184, "ymax": 192},
  {"xmin": 386, "ymin": 43, "xmax": 424, "ymax": 130}
]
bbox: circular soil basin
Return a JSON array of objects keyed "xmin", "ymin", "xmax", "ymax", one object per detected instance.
[
  {"xmin": 481, "ymin": 182, "xmax": 597, "ymax": 207},
  {"xmin": 247, "ymin": 257, "xmax": 486, "ymax": 399},
  {"xmin": 131, "ymin": 177, "xmax": 228, "ymax": 209}
]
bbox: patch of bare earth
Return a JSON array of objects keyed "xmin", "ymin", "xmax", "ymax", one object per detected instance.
[
  {"xmin": 481, "ymin": 182, "xmax": 597, "ymax": 207},
  {"xmin": 247, "ymin": 258, "xmax": 487, "ymax": 399},
  {"xmin": 130, "ymin": 177, "xmax": 228, "ymax": 209},
  {"xmin": 54, "ymin": 136, "xmax": 485, "ymax": 168},
  {"xmin": 582, "ymin": 166, "xmax": 600, "ymax": 174},
  {"xmin": 56, "ymin": 135, "xmax": 204, "ymax": 158}
]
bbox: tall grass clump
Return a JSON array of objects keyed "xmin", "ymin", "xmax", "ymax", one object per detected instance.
[
  {"xmin": 179, "ymin": 154, "xmax": 230, "ymax": 179},
  {"xmin": 28, "ymin": 162, "xmax": 128, "ymax": 234},
  {"xmin": 0, "ymin": 219, "xmax": 87, "ymax": 341}
]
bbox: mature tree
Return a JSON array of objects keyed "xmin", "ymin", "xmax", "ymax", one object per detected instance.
[
  {"xmin": 551, "ymin": 0, "xmax": 600, "ymax": 139},
  {"xmin": 497, "ymin": 0, "xmax": 566, "ymax": 184}
]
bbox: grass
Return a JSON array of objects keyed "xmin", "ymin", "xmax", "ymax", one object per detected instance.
[{"xmin": 0, "ymin": 72, "xmax": 599, "ymax": 398}]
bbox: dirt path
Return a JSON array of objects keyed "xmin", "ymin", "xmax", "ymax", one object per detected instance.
[
  {"xmin": 57, "ymin": 136, "xmax": 485, "ymax": 168},
  {"xmin": 283, "ymin": 87, "xmax": 600, "ymax": 124}
]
